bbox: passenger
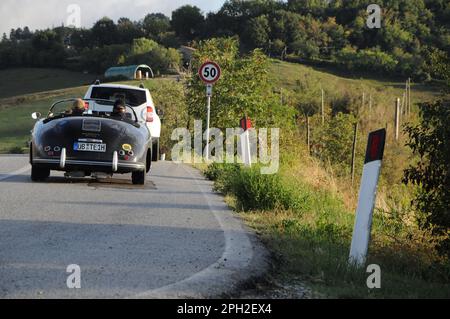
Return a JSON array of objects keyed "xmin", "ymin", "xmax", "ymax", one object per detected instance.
[
  {"xmin": 110, "ymin": 99, "xmax": 127, "ymax": 120},
  {"xmin": 67, "ymin": 99, "xmax": 85, "ymax": 116}
]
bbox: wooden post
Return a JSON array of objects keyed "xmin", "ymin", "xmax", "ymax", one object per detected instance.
[
  {"xmin": 369, "ymin": 94, "xmax": 372, "ymax": 112},
  {"xmin": 351, "ymin": 122, "xmax": 358, "ymax": 186},
  {"xmin": 362, "ymin": 92, "xmax": 365, "ymax": 110},
  {"xmin": 306, "ymin": 115, "xmax": 311, "ymax": 154},
  {"xmin": 403, "ymin": 80, "xmax": 409, "ymax": 115},
  {"xmin": 395, "ymin": 98, "xmax": 400, "ymax": 141},
  {"xmin": 401, "ymin": 92, "xmax": 405, "ymax": 115},
  {"xmin": 408, "ymin": 78, "xmax": 411, "ymax": 115},
  {"xmin": 321, "ymin": 87, "xmax": 325, "ymax": 125},
  {"xmin": 280, "ymin": 88, "xmax": 283, "ymax": 105}
]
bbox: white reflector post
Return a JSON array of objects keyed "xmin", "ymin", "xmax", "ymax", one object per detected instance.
[
  {"xmin": 349, "ymin": 129, "xmax": 386, "ymax": 267},
  {"xmin": 239, "ymin": 117, "xmax": 252, "ymax": 167}
]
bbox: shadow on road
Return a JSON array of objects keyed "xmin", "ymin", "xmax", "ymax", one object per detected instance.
[
  {"xmin": 0, "ymin": 174, "xmax": 156, "ymax": 190},
  {"xmin": 0, "ymin": 218, "xmax": 225, "ymax": 298}
]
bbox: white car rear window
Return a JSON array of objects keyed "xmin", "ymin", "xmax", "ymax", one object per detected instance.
[{"xmin": 91, "ymin": 87, "xmax": 146, "ymax": 107}]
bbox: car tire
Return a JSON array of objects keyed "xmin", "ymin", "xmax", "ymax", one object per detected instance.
[
  {"xmin": 132, "ymin": 169, "xmax": 146, "ymax": 185},
  {"xmin": 31, "ymin": 165, "xmax": 50, "ymax": 181},
  {"xmin": 152, "ymin": 138, "xmax": 159, "ymax": 162}
]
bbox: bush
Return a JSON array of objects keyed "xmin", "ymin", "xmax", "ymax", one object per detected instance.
[
  {"xmin": 206, "ymin": 163, "xmax": 317, "ymax": 215},
  {"xmin": 335, "ymin": 46, "xmax": 398, "ymax": 74},
  {"xmin": 126, "ymin": 42, "xmax": 182, "ymax": 75},
  {"xmin": 312, "ymin": 112, "xmax": 359, "ymax": 175},
  {"xmin": 404, "ymin": 99, "xmax": 450, "ymax": 237}
]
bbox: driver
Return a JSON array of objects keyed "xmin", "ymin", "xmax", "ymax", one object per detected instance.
[
  {"xmin": 68, "ymin": 99, "xmax": 85, "ymax": 116},
  {"xmin": 110, "ymin": 99, "xmax": 127, "ymax": 120}
]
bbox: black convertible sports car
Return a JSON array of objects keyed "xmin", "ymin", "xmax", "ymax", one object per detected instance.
[{"xmin": 29, "ymin": 98, "xmax": 153, "ymax": 185}]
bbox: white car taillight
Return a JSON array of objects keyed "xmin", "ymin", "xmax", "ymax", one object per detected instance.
[{"xmin": 146, "ymin": 106, "xmax": 154, "ymax": 122}]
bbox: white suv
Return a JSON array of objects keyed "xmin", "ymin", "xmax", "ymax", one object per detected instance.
[{"xmin": 83, "ymin": 82, "xmax": 161, "ymax": 161}]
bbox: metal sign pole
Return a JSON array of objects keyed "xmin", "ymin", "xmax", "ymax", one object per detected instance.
[
  {"xmin": 198, "ymin": 61, "xmax": 221, "ymax": 162},
  {"xmin": 205, "ymin": 84, "xmax": 212, "ymax": 162}
]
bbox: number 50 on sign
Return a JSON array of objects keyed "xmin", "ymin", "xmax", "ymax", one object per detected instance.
[{"xmin": 199, "ymin": 61, "xmax": 221, "ymax": 84}]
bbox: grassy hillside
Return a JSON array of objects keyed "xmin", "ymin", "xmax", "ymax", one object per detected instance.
[
  {"xmin": 0, "ymin": 68, "xmax": 97, "ymax": 99},
  {"xmin": 271, "ymin": 60, "xmax": 441, "ymax": 104}
]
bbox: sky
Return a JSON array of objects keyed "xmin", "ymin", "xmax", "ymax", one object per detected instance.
[{"xmin": 0, "ymin": 0, "xmax": 225, "ymax": 36}]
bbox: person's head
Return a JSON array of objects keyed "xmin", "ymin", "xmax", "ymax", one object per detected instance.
[
  {"xmin": 72, "ymin": 99, "xmax": 85, "ymax": 114},
  {"xmin": 113, "ymin": 99, "xmax": 126, "ymax": 114}
]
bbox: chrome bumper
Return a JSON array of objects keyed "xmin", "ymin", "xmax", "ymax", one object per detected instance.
[{"xmin": 32, "ymin": 158, "xmax": 145, "ymax": 170}]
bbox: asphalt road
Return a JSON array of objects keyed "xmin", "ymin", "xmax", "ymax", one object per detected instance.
[{"xmin": 0, "ymin": 155, "xmax": 267, "ymax": 298}]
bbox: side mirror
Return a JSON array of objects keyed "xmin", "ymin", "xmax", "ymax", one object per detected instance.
[
  {"xmin": 156, "ymin": 108, "xmax": 164, "ymax": 117},
  {"xmin": 31, "ymin": 112, "xmax": 41, "ymax": 120}
]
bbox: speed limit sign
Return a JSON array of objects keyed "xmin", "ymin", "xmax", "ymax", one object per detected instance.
[{"xmin": 199, "ymin": 61, "xmax": 221, "ymax": 84}]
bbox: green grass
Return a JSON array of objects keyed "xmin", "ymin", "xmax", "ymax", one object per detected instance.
[
  {"xmin": 0, "ymin": 68, "xmax": 97, "ymax": 99},
  {"xmin": 270, "ymin": 60, "xmax": 441, "ymax": 105},
  {"xmin": 0, "ymin": 86, "xmax": 88, "ymax": 153},
  {"xmin": 203, "ymin": 162, "xmax": 450, "ymax": 298}
]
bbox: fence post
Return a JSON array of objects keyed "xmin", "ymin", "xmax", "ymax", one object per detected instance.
[
  {"xmin": 321, "ymin": 87, "xmax": 325, "ymax": 125},
  {"xmin": 362, "ymin": 92, "xmax": 365, "ymax": 110},
  {"xmin": 395, "ymin": 98, "xmax": 400, "ymax": 141},
  {"xmin": 306, "ymin": 115, "xmax": 311, "ymax": 154},
  {"xmin": 408, "ymin": 78, "xmax": 412, "ymax": 115}
]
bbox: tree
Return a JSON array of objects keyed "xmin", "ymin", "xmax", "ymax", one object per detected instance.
[
  {"xmin": 32, "ymin": 30, "xmax": 62, "ymax": 50},
  {"xmin": 143, "ymin": 13, "xmax": 171, "ymax": 40},
  {"xmin": 117, "ymin": 17, "xmax": 143, "ymax": 44},
  {"xmin": 271, "ymin": 39, "xmax": 286, "ymax": 57},
  {"xmin": 404, "ymin": 99, "xmax": 450, "ymax": 233},
  {"xmin": 70, "ymin": 29, "xmax": 93, "ymax": 50},
  {"xmin": 92, "ymin": 17, "xmax": 118, "ymax": 46},
  {"xmin": 171, "ymin": 5, "xmax": 204, "ymax": 40},
  {"xmin": 80, "ymin": 44, "xmax": 129, "ymax": 73},
  {"xmin": 243, "ymin": 15, "xmax": 270, "ymax": 49},
  {"xmin": 186, "ymin": 37, "xmax": 295, "ymax": 130},
  {"xmin": 126, "ymin": 38, "xmax": 182, "ymax": 75},
  {"xmin": 130, "ymin": 37, "xmax": 158, "ymax": 55}
]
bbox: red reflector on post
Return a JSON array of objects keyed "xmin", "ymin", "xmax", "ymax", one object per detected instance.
[
  {"xmin": 369, "ymin": 135, "xmax": 380, "ymax": 160},
  {"xmin": 364, "ymin": 129, "xmax": 386, "ymax": 163},
  {"xmin": 240, "ymin": 116, "xmax": 252, "ymax": 131}
]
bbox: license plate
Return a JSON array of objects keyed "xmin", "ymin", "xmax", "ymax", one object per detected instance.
[{"xmin": 74, "ymin": 142, "xmax": 106, "ymax": 152}]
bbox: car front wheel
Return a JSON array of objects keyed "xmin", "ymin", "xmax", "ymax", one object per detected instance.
[{"xmin": 31, "ymin": 165, "xmax": 50, "ymax": 181}]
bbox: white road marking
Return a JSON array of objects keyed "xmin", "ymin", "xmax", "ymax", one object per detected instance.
[
  {"xmin": 0, "ymin": 165, "xmax": 30, "ymax": 181},
  {"xmin": 133, "ymin": 164, "xmax": 265, "ymax": 298}
]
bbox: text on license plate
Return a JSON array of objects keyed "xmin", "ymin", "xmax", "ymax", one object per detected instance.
[{"xmin": 74, "ymin": 142, "xmax": 106, "ymax": 152}]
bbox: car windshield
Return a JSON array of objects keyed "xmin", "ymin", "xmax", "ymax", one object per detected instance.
[
  {"xmin": 46, "ymin": 99, "xmax": 138, "ymax": 124},
  {"xmin": 90, "ymin": 87, "xmax": 146, "ymax": 107}
]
